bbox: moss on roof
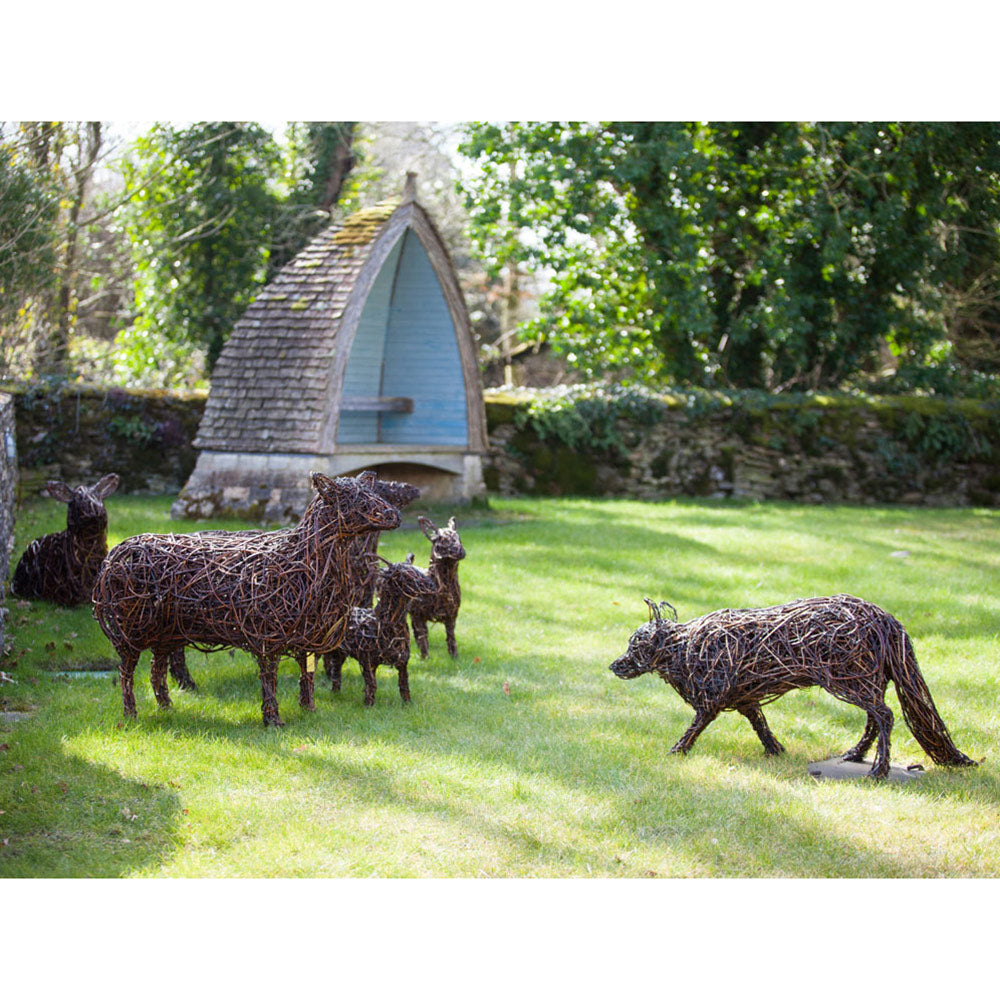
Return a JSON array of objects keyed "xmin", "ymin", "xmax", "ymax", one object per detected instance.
[{"xmin": 332, "ymin": 199, "xmax": 399, "ymax": 246}]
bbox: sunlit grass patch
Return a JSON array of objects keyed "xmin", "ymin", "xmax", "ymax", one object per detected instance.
[{"xmin": 2, "ymin": 494, "xmax": 998, "ymax": 877}]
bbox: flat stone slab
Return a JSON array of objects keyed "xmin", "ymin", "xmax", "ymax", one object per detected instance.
[
  {"xmin": 808, "ymin": 757, "xmax": 926, "ymax": 782},
  {"xmin": 0, "ymin": 711, "xmax": 34, "ymax": 725}
]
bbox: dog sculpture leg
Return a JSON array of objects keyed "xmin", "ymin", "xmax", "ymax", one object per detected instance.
[
  {"xmin": 841, "ymin": 713, "xmax": 879, "ymax": 763},
  {"xmin": 738, "ymin": 703, "xmax": 786, "ymax": 755},
  {"xmin": 669, "ymin": 708, "xmax": 719, "ymax": 755}
]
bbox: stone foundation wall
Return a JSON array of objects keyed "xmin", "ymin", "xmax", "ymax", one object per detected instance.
[
  {"xmin": 10, "ymin": 382, "xmax": 206, "ymax": 498},
  {"xmin": 484, "ymin": 393, "xmax": 1000, "ymax": 507},
  {"xmin": 6, "ymin": 381, "xmax": 1000, "ymax": 512},
  {"xmin": 172, "ymin": 449, "xmax": 486, "ymax": 521},
  {"xmin": 0, "ymin": 393, "xmax": 18, "ymax": 655}
]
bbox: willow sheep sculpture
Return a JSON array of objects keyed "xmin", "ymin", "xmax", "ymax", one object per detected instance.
[
  {"xmin": 308, "ymin": 558, "xmax": 437, "ymax": 708},
  {"xmin": 92, "ymin": 473, "xmax": 400, "ymax": 727},
  {"xmin": 163, "ymin": 471, "xmax": 420, "ymax": 694},
  {"xmin": 11, "ymin": 474, "xmax": 119, "ymax": 606},
  {"xmin": 407, "ymin": 516, "xmax": 465, "ymax": 659},
  {"xmin": 609, "ymin": 593, "xmax": 976, "ymax": 779}
]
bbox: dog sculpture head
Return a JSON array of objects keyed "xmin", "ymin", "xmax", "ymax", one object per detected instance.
[{"xmin": 609, "ymin": 598, "xmax": 678, "ymax": 679}]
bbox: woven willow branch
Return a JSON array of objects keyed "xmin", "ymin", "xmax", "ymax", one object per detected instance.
[
  {"xmin": 610, "ymin": 593, "xmax": 976, "ymax": 778},
  {"xmin": 164, "ymin": 471, "xmax": 421, "ymax": 693},
  {"xmin": 408, "ymin": 516, "xmax": 466, "ymax": 659},
  {"xmin": 93, "ymin": 472, "xmax": 401, "ymax": 727},
  {"xmin": 11, "ymin": 474, "xmax": 119, "ymax": 606}
]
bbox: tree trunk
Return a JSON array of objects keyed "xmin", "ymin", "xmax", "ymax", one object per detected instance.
[{"xmin": 33, "ymin": 122, "xmax": 103, "ymax": 378}]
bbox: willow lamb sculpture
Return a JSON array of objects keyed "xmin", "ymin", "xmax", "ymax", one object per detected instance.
[
  {"xmin": 11, "ymin": 474, "xmax": 119, "ymax": 606},
  {"xmin": 310, "ymin": 557, "xmax": 437, "ymax": 708},
  {"xmin": 407, "ymin": 516, "xmax": 466, "ymax": 659},
  {"xmin": 609, "ymin": 594, "xmax": 976, "ymax": 779},
  {"xmin": 164, "ymin": 471, "xmax": 420, "ymax": 694},
  {"xmin": 92, "ymin": 473, "xmax": 400, "ymax": 727}
]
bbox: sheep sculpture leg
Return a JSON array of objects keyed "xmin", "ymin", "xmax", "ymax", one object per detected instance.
[
  {"xmin": 444, "ymin": 617, "xmax": 458, "ymax": 659},
  {"xmin": 360, "ymin": 659, "xmax": 378, "ymax": 707},
  {"xmin": 258, "ymin": 655, "xmax": 283, "ymax": 727},
  {"xmin": 397, "ymin": 659, "xmax": 411, "ymax": 703},
  {"xmin": 324, "ymin": 650, "xmax": 347, "ymax": 691},
  {"xmin": 295, "ymin": 654, "xmax": 316, "ymax": 711},
  {"xmin": 150, "ymin": 650, "xmax": 173, "ymax": 709},
  {"xmin": 168, "ymin": 649, "xmax": 197, "ymax": 691},
  {"xmin": 411, "ymin": 615, "xmax": 430, "ymax": 660},
  {"xmin": 119, "ymin": 650, "xmax": 140, "ymax": 719}
]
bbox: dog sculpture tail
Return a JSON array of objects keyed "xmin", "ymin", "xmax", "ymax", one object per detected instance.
[{"xmin": 888, "ymin": 628, "xmax": 976, "ymax": 767}]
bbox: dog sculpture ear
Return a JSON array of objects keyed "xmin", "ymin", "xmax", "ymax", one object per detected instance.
[
  {"xmin": 418, "ymin": 516, "xmax": 437, "ymax": 540},
  {"xmin": 93, "ymin": 473, "xmax": 120, "ymax": 499},
  {"xmin": 643, "ymin": 597, "xmax": 661, "ymax": 622},
  {"xmin": 659, "ymin": 601, "xmax": 678, "ymax": 622},
  {"xmin": 46, "ymin": 481, "xmax": 74, "ymax": 503}
]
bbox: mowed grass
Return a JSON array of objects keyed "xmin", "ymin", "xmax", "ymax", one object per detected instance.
[{"xmin": 1, "ymin": 493, "xmax": 998, "ymax": 877}]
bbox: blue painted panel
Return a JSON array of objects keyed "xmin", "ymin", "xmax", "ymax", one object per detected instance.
[
  {"xmin": 336, "ymin": 237, "xmax": 403, "ymax": 444},
  {"xmin": 380, "ymin": 231, "xmax": 467, "ymax": 445}
]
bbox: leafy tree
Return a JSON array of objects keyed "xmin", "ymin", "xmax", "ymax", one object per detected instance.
[
  {"xmin": 118, "ymin": 122, "xmax": 284, "ymax": 372},
  {"xmin": 0, "ymin": 122, "xmax": 107, "ymax": 379},
  {"xmin": 459, "ymin": 122, "xmax": 1000, "ymax": 391},
  {"xmin": 268, "ymin": 122, "xmax": 357, "ymax": 276},
  {"xmin": 0, "ymin": 126, "xmax": 61, "ymax": 375}
]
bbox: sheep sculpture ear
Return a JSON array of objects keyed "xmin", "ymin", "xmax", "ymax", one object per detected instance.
[
  {"xmin": 418, "ymin": 516, "xmax": 438, "ymax": 540},
  {"xmin": 355, "ymin": 470, "xmax": 378, "ymax": 488},
  {"xmin": 45, "ymin": 481, "xmax": 74, "ymax": 503},
  {"xmin": 93, "ymin": 473, "xmax": 120, "ymax": 499},
  {"xmin": 311, "ymin": 472, "xmax": 343, "ymax": 505}
]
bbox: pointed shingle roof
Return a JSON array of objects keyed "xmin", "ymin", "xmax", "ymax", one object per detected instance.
[{"xmin": 194, "ymin": 200, "xmax": 399, "ymax": 454}]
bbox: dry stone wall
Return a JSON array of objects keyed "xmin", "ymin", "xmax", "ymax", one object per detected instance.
[
  {"xmin": 5, "ymin": 381, "xmax": 1000, "ymax": 510},
  {"xmin": 484, "ymin": 393, "xmax": 1000, "ymax": 507},
  {"xmin": 0, "ymin": 393, "xmax": 18, "ymax": 654},
  {"xmin": 9, "ymin": 382, "xmax": 205, "ymax": 499}
]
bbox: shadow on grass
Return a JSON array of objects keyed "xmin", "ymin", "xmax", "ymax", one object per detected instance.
[
  {"xmin": 0, "ymin": 707, "xmax": 182, "ymax": 877},
  {"xmin": 108, "ymin": 643, "xmax": 996, "ymax": 877}
]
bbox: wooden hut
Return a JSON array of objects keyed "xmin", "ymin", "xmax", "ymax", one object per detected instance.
[{"xmin": 173, "ymin": 175, "xmax": 488, "ymax": 521}]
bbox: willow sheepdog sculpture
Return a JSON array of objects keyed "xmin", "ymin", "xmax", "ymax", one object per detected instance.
[
  {"xmin": 92, "ymin": 473, "xmax": 400, "ymax": 727},
  {"xmin": 407, "ymin": 516, "xmax": 466, "ymax": 659},
  {"xmin": 12, "ymin": 474, "xmax": 119, "ymax": 606},
  {"xmin": 163, "ymin": 471, "xmax": 421, "ymax": 694},
  {"xmin": 609, "ymin": 594, "xmax": 976, "ymax": 779},
  {"xmin": 312, "ymin": 558, "xmax": 437, "ymax": 707}
]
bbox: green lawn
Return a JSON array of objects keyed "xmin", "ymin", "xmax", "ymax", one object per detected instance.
[{"xmin": 1, "ymin": 494, "xmax": 998, "ymax": 877}]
